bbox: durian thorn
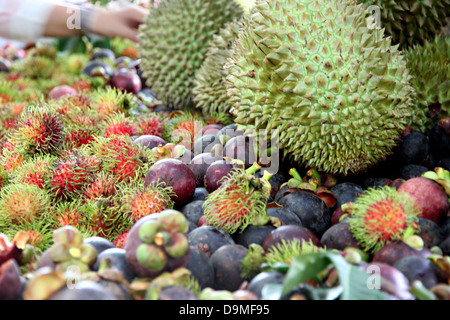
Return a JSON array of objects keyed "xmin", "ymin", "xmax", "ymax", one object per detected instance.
[{"xmin": 288, "ymin": 168, "xmax": 302, "ymax": 181}]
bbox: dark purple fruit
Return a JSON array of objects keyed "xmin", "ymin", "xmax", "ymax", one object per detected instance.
[
  {"xmin": 82, "ymin": 60, "xmax": 113, "ymax": 77},
  {"xmin": 320, "ymin": 222, "xmax": 364, "ymax": 251},
  {"xmin": 185, "ymin": 246, "xmax": 215, "ymax": 289},
  {"xmin": 159, "ymin": 286, "xmax": 197, "ymax": 300},
  {"xmin": 48, "ymin": 85, "xmax": 78, "ymax": 100},
  {"xmin": 221, "ymin": 135, "xmax": 256, "ymax": 169},
  {"xmin": 441, "ymin": 217, "xmax": 450, "ymax": 237},
  {"xmin": 329, "ymin": 182, "xmax": 364, "ymax": 212},
  {"xmin": 266, "ymin": 207, "xmax": 302, "ymax": 226},
  {"xmin": 96, "ymin": 278, "xmax": 134, "ymax": 300},
  {"xmin": 255, "ymin": 171, "xmax": 287, "ymax": 202},
  {"xmin": 187, "ymin": 225, "xmax": 235, "ymax": 257},
  {"xmin": 417, "ymin": 217, "xmax": 444, "ymax": 248},
  {"xmin": 262, "ymin": 225, "xmax": 321, "ymax": 252},
  {"xmin": 144, "ymin": 159, "xmax": 196, "ymax": 207},
  {"xmin": 191, "ymin": 187, "xmax": 209, "ymax": 202},
  {"xmin": 92, "ymin": 248, "xmax": 136, "ymax": 283},
  {"xmin": 372, "ymin": 240, "xmax": 432, "ymax": 266},
  {"xmin": 363, "ymin": 177, "xmax": 393, "ymax": 190},
  {"xmin": 115, "ymin": 56, "xmax": 134, "ymax": 69},
  {"xmin": 233, "ymin": 225, "xmax": 276, "ymax": 248},
  {"xmin": 0, "ymin": 260, "xmax": 21, "ymax": 300},
  {"xmin": 393, "ymin": 256, "xmax": 446, "ymax": 289},
  {"xmin": 397, "ymin": 164, "xmax": 429, "ymax": 180},
  {"xmin": 134, "ymin": 135, "xmax": 167, "ymax": 149},
  {"xmin": 48, "ymin": 281, "xmax": 116, "ymax": 300},
  {"xmin": 188, "ymin": 153, "xmax": 223, "ymax": 188},
  {"xmin": 439, "ymin": 236, "xmax": 450, "ymax": 255},
  {"xmin": 91, "ymin": 48, "xmax": 116, "ymax": 61},
  {"xmin": 111, "ymin": 68, "xmax": 142, "ymax": 94},
  {"xmin": 429, "ymin": 121, "xmax": 450, "ymax": 160},
  {"xmin": 210, "ymin": 244, "xmax": 248, "ymax": 291},
  {"xmin": 361, "ymin": 262, "xmax": 414, "ymax": 300},
  {"xmin": 181, "ymin": 200, "xmax": 205, "ymax": 232},
  {"xmin": 392, "ymin": 130, "xmax": 431, "ymax": 167},
  {"xmin": 247, "ymin": 271, "xmax": 285, "ymax": 298},
  {"xmin": 201, "ymin": 124, "xmax": 223, "ymax": 136},
  {"xmin": 83, "ymin": 236, "xmax": 116, "ymax": 255},
  {"xmin": 193, "ymin": 134, "xmax": 221, "ymax": 155},
  {"xmin": 277, "ymin": 191, "xmax": 331, "ymax": 236},
  {"xmin": 204, "ymin": 159, "xmax": 234, "ymax": 193},
  {"xmin": 217, "ymin": 123, "xmax": 244, "ymax": 139}
]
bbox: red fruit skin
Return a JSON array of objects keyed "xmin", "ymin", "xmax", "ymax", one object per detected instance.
[
  {"xmin": 144, "ymin": 159, "xmax": 196, "ymax": 207},
  {"xmin": 397, "ymin": 177, "xmax": 449, "ymax": 225},
  {"xmin": 111, "ymin": 68, "xmax": 142, "ymax": 94},
  {"xmin": 48, "ymin": 85, "xmax": 78, "ymax": 100}
]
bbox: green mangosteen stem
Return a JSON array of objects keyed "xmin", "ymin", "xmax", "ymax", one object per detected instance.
[
  {"xmin": 246, "ymin": 162, "xmax": 262, "ymax": 176},
  {"xmin": 288, "ymin": 168, "xmax": 302, "ymax": 181}
]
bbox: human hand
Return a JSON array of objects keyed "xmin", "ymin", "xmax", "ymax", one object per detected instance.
[{"xmin": 91, "ymin": 4, "xmax": 149, "ymax": 42}]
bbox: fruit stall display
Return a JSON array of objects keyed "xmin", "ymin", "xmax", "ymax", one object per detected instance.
[{"xmin": 0, "ymin": 0, "xmax": 449, "ymax": 301}]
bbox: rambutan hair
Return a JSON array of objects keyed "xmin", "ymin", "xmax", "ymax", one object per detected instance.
[
  {"xmin": 348, "ymin": 186, "xmax": 421, "ymax": 253},
  {"xmin": 10, "ymin": 154, "xmax": 57, "ymax": 189}
]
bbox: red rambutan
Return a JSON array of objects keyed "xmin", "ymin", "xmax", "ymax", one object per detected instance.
[
  {"xmin": 102, "ymin": 112, "xmax": 138, "ymax": 138},
  {"xmin": 10, "ymin": 154, "xmax": 57, "ymax": 189}
]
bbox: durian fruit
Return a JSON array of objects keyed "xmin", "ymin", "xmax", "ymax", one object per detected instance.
[
  {"xmin": 234, "ymin": 0, "xmax": 257, "ymax": 13},
  {"xmin": 192, "ymin": 20, "xmax": 242, "ymax": 117},
  {"xmin": 405, "ymin": 36, "xmax": 450, "ymax": 130},
  {"xmin": 225, "ymin": 0, "xmax": 421, "ymax": 176},
  {"xmin": 138, "ymin": 0, "xmax": 244, "ymax": 109},
  {"xmin": 359, "ymin": 0, "xmax": 450, "ymax": 49}
]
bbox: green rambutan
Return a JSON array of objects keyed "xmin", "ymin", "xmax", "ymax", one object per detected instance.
[
  {"xmin": 102, "ymin": 112, "xmax": 138, "ymax": 138},
  {"xmin": 8, "ymin": 105, "xmax": 64, "ymax": 156},
  {"xmin": 82, "ymin": 171, "xmax": 118, "ymax": 203},
  {"xmin": 120, "ymin": 180, "xmax": 175, "ymax": 223},
  {"xmin": 0, "ymin": 139, "xmax": 25, "ymax": 173},
  {"xmin": 163, "ymin": 111, "xmax": 205, "ymax": 149},
  {"xmin": 46, "ymin": 153, "xmax": 96, "ymax": 200},
  {"xmin": 88, "ymin": 134, "xmax": 156, "ymax": 183},
  {"xmin": 0, "ymin": 183, "xmax": 52, "ymax": 224},
  {"xmin": 347, "ymin": 186, "xmax": 421, "ymax": 253},
  {"xmin": 202, "ymin": 163, "xmax": 272, "ymax": 234},
  {"xmin": 265, "ymin": 239, "xmax": 323, "ymax": 266},
  {"xmin": 10, "ymin": 154, "xmax": 57, "ymax": 189},
  {"xmin": 89, "ymin": 87, "xmax": 134, "ymax": 119},
  {"xmin": 53, "ymin": 200, "xmax": 85, "ymax": 229}
]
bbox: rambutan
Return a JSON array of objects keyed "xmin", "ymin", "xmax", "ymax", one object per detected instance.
[
  {"xmin": 264, "ymin": 239, "xmax": 323, "ymax": 266},
  {"xmin": 347, "ymin": 186, "xmax": 421, "ymax": 253},
  {"xmin": 10, "ymin": 154, "xmax": 57, "ymax": 189},
  {"xmin": 202, "ymin": 163, "xmax": 272, "ymax": 234},
  {"xmin": 133, "ymin": 113, "xmax": 165, "ymax": 137},
  {"xmin": 53, "ymin": 200, "xmax": 85, "ymax": 229},
  {"xmin": 82, "ymin": 171, "xmax": 118, "ymax": 203},
  {"xmin": 102, "ymin": 112, "xmax": 138, "ymax": 138},
  {"xmin": 89, "ymin": 87, "xmax": 133, "ymax": 119},
  {"xmin": 88, "ymin": 134, "xmax": 156, "ymax": 183},
  {"xmin": 120, "ymin": 180, "xmax": 175, "ymax": 222},
  {"xmin": 0, "ymin": 139, "xmax": 24, "ymax": 173},
  {"xmin": 8, "ymin": 105, "xmax": 64, "ymax": 156},
  {"xmin": 113, "ymin": 231, "xmax": 128, "ymax": 249},
  {"xmin": 46, "ymin": 153, "xmax": 96, "ymax": 200},
  {"xmin": 163, "ymin": 111, "xmax": 205, "ymax": 149},
  {"xmin": 0, "ymin": 183, "xmax": 52, "ymax": 224}
]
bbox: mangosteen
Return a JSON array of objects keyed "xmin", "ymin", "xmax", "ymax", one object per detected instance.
[
  {"xmin": 48, "ymin": 281, "xmax": 117, "ymax": 300},
  {"xmin": 262, "ymin": 225, "xmax": 321, "ymax": 251},
  {"xmin": 417, "ymin": 217, "xmax": 444, "ymax": 248},
  {"xmin": 439, "ymin": 236, "xmax": 450, "ymax": 255},
  {"xmin": 397, "ymin": 164, "xmax": 430, "ymax": 180},
  {"xmin": 188, "ymin": 153, "xmax": 223, "ymax": 188},
  {"xmin": 429, "ymin": 121, "xmax": 450, "ymax": 160},
  {"xmin": 372, "ymin": 240, "xmax": 432, "ymax": 266},
  {"xmin": 392, "ymin": 130, "xmax": 431, "ymax": 167},
  {"xmin": 187, "ymin": 225, "xmax": 235, "ymax": 257},
  {"xmin": 181, "ymin": 200, "xmax": 205, "ymax": 231},
  {"xmin": 193, "ymin": 134, "xmax": 221, "ymax": 155},
  {"xmin": 185, "ymin": 246, "xmax": 215, "ymax": 289},
  {"xmin": 329, "ymin": 182, "xmax": 364, "ymax": 212},
  {"xmin": 82, "ymin": 60, "xmax": 113, "ymax": 78},
  {"xmin": 133, "ymin": 135, "xmax": 167, "ymax": 150},
  {"xmin": 92, "ymin": 248, "xmax": 136, "ymax": 283},
  {"xmin": 255, "ymin": 171, "xmax": 287, "ymax": 202},
  {"xmin": 83, "ymin": 236, "xmax": 116, "ymax": 255},
  {"xmin": 266, "ymin": 207, "xmax": 302, "ymax": 226},
  {"xmin": 191, "ymin": 187, "xmax": 209, "ymax": 201},
  {"xmin": 159, "ymin": 286, "xmax": 198, "ymax": 300},
  {"xmin": 393, "ymin": 256, "xmax": 446, "ymax": 289},
  {"xmin": 320, "ymin": 222, "xmax": 363, "ymax": 251},
  {"xmin": 233, "ymin": 225, "xmax": 276, "ymax": 248},
  {"xmin": 204, "ymin": 159, "xmax": 234, "ymax": 193},
  {"xmin": 210, "ymin": 244, "xmax": 248, "ymax": 291},
  {"xmin": 111, "ymin": 68, "xmax": 142, "ymax": 94},
  {"xmin": 221, "ymin": 135, "xmax": 257, "ymax": 169},
  {"xmin": 0, "ymin": 260, "xmax": 22, "ymax": 300},
  {"xmin": 277, "ymin": 191, "xmax": 331, "ymax": 237},
  {"xmin": 91, "ymin": 48, "xmax": 116, "ymax": 61},
  {"xmin": 246, "ymin": 271, "xmax": 285, "ymax": 298}
]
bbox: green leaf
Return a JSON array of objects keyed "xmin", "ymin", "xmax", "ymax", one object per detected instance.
[{"xmin": 281, "ymin": 252, "xmax": 388, "ymax": 300}]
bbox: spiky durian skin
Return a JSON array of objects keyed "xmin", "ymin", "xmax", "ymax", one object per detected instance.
[
  {"xmin": 405, "ymin": 36, "xmax": 450, "ymax": 130},
  {"xmin": 359, "ymin": 0, "xmax": 450, "ymax": 50},
  {"xmin": 193, "ymin": 20, "xmax": 242, "ymax": 116},
  {"xmin": 225, "ymin": 0, "xmax": 420, "ymax": 176},
  {"xmin": 138, "ymin": 0, "xmax": 244, "ymax": 109}
]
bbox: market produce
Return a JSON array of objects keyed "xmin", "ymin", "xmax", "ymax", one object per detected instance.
[{"xmin": 0, "ymin": 0, "xmax": 449, "ymax": 302}]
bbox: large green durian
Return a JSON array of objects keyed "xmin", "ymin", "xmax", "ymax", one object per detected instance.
[
  {"xmin": 225, "ymin": 0, "xmax": 421, "ymax": 176},
  {"xmin": 359, "ymin": 0, "xmax": 450, "ymax": 49},
  {"xmin": 192, "ymin": 20, "xmax": 242, "ymax": 117},
  {"xmin": 138, "ymin": 0, "xmax": 244, "ymax": 109},
  {"xmin": 405, "ymin": 36, "xmax": 450, "ymax": 129}
]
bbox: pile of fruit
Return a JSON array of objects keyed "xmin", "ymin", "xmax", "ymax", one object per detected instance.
[{"xmin": 0, "ymin": 0, "xmax": 450, "ymax": 300}]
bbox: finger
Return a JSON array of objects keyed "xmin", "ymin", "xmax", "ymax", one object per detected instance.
[{"xmin": 116, "ymin": 26, "xmax": 139, "ymax": 43}]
